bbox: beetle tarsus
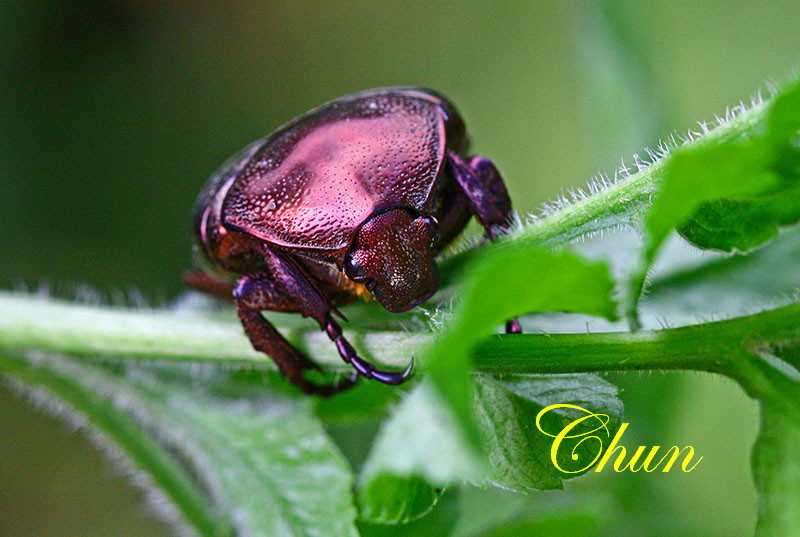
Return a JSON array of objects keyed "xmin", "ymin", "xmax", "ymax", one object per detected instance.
[
  {"xmin": 236, "ymin": 301, "xmax": 328, "ymax": 390},
  {"xmin": 237, "ymin": 302, "xmax": 358, "ymax": 397},
  {"xmin": 325, "ymin": 317, "xmax": 413, "ymax": 385},
  {"xmin": 349, "ymin": 354, "xmax": 413, "ymax": 385}
]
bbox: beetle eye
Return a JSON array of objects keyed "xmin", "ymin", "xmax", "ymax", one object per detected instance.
[{"xmin": 344, "ymin": 255, "xmax": 366, "ymax": 281}]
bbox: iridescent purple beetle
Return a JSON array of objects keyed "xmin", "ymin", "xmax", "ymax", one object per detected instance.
[{"xmin": 186, "ymin": 87, "xmax": 518, "ymax": 395}]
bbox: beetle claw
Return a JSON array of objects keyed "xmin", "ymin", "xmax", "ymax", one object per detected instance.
[
  {"xmin": 350, "ymin": 355, "xmax": 414, "ymax": 385},
  {"xmin": 371, "ymin": 358, "xmax": 414, "ymax": 385}
]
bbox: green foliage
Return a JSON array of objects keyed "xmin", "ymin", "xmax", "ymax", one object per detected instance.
[
  {"xmin": 450, "ymin": 486, "xmax": 606, "ymax": 537},
  {"xmin": 474, "ymin": 374, "xmax": 622, "ymax": 487},
  {"xmin": 358, "ymin": 383, "xmax": 466, "ymax": 524},
  {"xmin": 629, "ymin": 80, "xmax": 800, "ymax": 326},
  {"xmin": 0, "ymin": 354, "xmax": 358, "ymax": 537},
  {"xmin": 425, "ymin": 248, "xmax": 618, "ymax": 455},
  {"xmin": 356, "ymin": 373, "xmax": 622, "ymax": 524},
  {"xmin": 2, "ymin": 81, "xmax": 800, "ymax": 537}
]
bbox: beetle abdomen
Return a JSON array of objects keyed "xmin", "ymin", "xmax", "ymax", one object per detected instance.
[{"xmin": 222, "ymin": 91, "xmax": 447, "ymax": 251}]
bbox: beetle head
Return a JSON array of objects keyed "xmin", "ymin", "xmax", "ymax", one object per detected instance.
[{"xmin": 344, "ymin": 208, "xmax": 439, "ymax": 312}]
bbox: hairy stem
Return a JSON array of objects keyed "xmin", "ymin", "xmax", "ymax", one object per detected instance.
[
  {"xmin": 442, "ymin": 96, "xmax": 768, "ymax": 280},
  {"xmin": 2, "ymin": 292, "xmax": 798, "ymax": 383}
]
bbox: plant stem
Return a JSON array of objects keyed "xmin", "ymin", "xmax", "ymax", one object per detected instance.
[
  {"xmin": 474, "ymin": 301, "xmax": 800, "ymax": 382},
  {"xmin": 3, "ymin": 291, "xmax": 798, "ymax": 382}
]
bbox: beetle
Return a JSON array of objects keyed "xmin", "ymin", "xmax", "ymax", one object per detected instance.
[{"xmin": 185, "ymin": 87, "xmax": 519, "ymax": 395}]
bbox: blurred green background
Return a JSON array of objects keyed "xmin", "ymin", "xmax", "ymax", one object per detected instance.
[{"xmin": 1, "ymin": 2, "xmax": 799, "ymax": 536}]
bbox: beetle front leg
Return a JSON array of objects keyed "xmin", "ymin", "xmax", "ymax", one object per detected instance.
[
  {"xmin": 244, "ymin": 251, "xmax": 414, "ymax": 389},
  {"xmin": 446, "ymin": 151, "xmax": 522, "ymax": 334},
  {"xmin": 234, "ymin": 271, "xmax": 357, "ymax": 396}
]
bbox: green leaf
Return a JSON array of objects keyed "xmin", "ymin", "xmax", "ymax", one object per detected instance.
[
  {"xmin": 426, "ymin": 247, "xmax": 618, "ymax": 456},
  {"xmin": 357, "ymin": 382, "xmax": 471, "ymax": 524},
  {"xmin": 647, "ymin": 140, "xmax": 778, "ymax": 256},
  {"xmin": 452, "ymin": 486, "xmax": 607, "ymax": 537},
  {"xmin": 0, "ymin": 352, "xmax": 224, "ymax": 537},
  {"xmin": 0, "ymin": 353, "xmax": 358, "ymax": 537},
  {"xmin": 358, "ymin": 474, "xmax": 442, "ymax": 526},
  {"xmin": 767, "ymin": 76, "xmax": 800, "ymax": 150},
  {"xmin": 631, "ymin": 141, "xmax": 778, "ymax": 319},
  {"xmin": 643, "ymin": 223, "xmax": 800, "ymax": 325},
  {"xmin": 357, "ymin": 373, "xmax": 623, "ymax": 524},
  {"xmin": 677, "ymin": 181, "xmax": 800, "ymax": 252},
  {"xmin": 630, "ymin": 80, "xmax": 800, "ymax": 324},
  {"xmin": 474, "ymin": 373, "xmax": 622, "ymax": 490},
  {"xmin": 355, "ymin": 489, "xmax": 460, "ymax": 537}
]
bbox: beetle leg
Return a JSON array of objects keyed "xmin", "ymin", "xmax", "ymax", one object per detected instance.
[
  {"xmin": 446, "ymin": 151, "xmax": 522, "ymax": 334},
  {"xmin": 183, "ymin": 270, "xmax": 235, "ymax": 299},
  {"xmin": 445, "ymin": 151, "xmax": 515, "ymax": 239},
  {"xmin": 264, "ymin": 251, "xmax": 414, "ymax": 385},
  {"xmin": 505, "ymin": 319, "xmax": 522, "ymax": 334},
  {"xmin": 234, "ymin": 271, "xmax": 358, "ymax": 396},
  {"xmin": 433, "ymin": 180, "xmax": 473, "ymax": 249},
  {"xmin": 242, "ymin": 250, "xmax": 414, "ymax": 389},
  {"xmin": 186, "ymin": 268, "xmax": 361, "ymax": 385},
  {"xmin": 323, "ymin": 318, "xmax": 413, "ymax": 385}
]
